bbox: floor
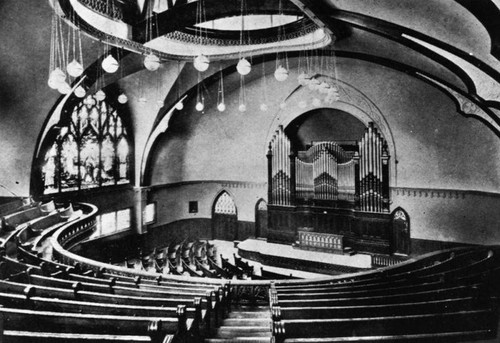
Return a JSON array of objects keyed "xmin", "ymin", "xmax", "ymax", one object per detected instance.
[{"xmin": 212, "ymin": 239, "xmax": 372, "ymax": 279}]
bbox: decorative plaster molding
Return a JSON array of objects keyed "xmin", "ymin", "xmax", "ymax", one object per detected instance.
[
  {"xmin": 392, "ymin": 187, "xmax": 466, "ymax": 199},
  {"xmin": 150, "ymin": 180, "xmax": 267, "ymax": 190},
  {"xmin": 417, "ymin": 73, "xmax": 500, "ymax": 136}
]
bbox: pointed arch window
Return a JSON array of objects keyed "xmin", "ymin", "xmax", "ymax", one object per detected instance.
[
  {"xmin": 42, "ymin": 95, "xmax": 131, "ymax": 194},
  {"xmin": 214, "ymin": 191, "xmax": 237, "ymax": 215}
]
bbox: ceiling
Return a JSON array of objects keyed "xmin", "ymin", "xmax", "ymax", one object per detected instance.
[{"xmin": 52, "ymin": 0, "xmax": 500, "ymax": 138}]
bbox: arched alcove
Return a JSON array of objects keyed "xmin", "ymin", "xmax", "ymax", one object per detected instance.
[
  {"xmin": 391, "ymin": 207, "xmax": 411, "ymax": 255},
  {"xmin": 212, "ymin": 190, "xmax": 238, "ymax": 241},
  {"xmin": 255, "ymin": 199, "xmax": 268, "ymax": 238}
]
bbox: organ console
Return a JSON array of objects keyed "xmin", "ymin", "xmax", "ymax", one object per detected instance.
[{"xmin": 266, "ymin": 122, "xmax": 393, "ymax": 254}]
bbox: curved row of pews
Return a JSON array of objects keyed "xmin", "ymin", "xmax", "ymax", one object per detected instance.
[{"xmin": 0, "ymin": 199, "xmax": 499, "ymax": 342}]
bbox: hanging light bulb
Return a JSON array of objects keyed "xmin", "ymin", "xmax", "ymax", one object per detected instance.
[
  {"xmin": 118, "ymin": 93, "xmax": 128, "ymax": 104},
  {"xmin": 280, "ymin": 102, "xmax": 286, "ymax": 109},
  {"xmin": 193, "ymin": 54, "xmax": 210, "ymax": 72},
  {"xmin": 95, "ymin": 90, "xmax": 106, "ymax": 101},
  {"xmin": 217, "ymin": 102, "xmax": 226, "ymax": 112},
  {"xmin": 49, "ymin": 68, "xmax": 66, "ymax": 89},
  {"xmin": 175, "ymin": 101, "xmax": 184, "ymax": 110},
  {"xmin": 312, "ymin": 97, "xmax": 322, "ymax": 107},
  {"xmin": 67, "ymin": 59, "xmax": 84, "ymax": 77},
  {"xmin": 319, "ymin": 82, "xmax": 331, "ymax": 94},
  {"xmin": 238, "ymin": 103, "xmax": 247, "ymax": 112},
  {"xmin": 260, "ymin": 103, "xmax": 268, "ymax": 112},
  {"xmin": 57, "ymin": 81, "xmax": 72, "ymax": 95},
  {"xmin": 236, "ymin": 58, "xmax": 251, "ymax": 76},
  {"xmin": 274, "ymin": 65, "xmax": 289, "ymax": 82},
  {"xmin": 297, "ymin": 72, "xmax": 310, "ymax": 86},
  {"xmin": 195, "ymin": 101, "xmax": 204, "ymax": 112},
  {"xmin": 48, "ymin": 76, "xmax": 60, "ymax": 90},
  {"xmin": 308, "ymin": 78, "xmax": 321, "ymax": 91},
  {"xmin": 298, "ymin": 100, "xmax": 307, "ymax": 108},
  {"xmin": 74, "ymin": 85, "xmax": 86, "ymax": 98},
  {"xmin": 102, "ymin": 54, "xmax": 119, "ymax": 73},
  {"xmin": 144, "ymin": 53, "xmax": 161, "ymax": 71}
]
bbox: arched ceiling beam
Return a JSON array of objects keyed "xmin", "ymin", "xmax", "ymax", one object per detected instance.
[
  {"xmin": 454, "ymin": 0, "xmax": 500, "ymax": 59},
  {"xmin": 133, "ymin": 0, "xmax": 306, "ymax": 42},
  {"xmin": 280, "ymin": 1, "xmax": 500, "ymax": 100}
]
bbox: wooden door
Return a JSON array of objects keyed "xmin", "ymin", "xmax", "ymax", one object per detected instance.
[
  {"xmin": 212, "ymin": 191, "xmax": 238, "ymax": 241},
  {"xmin": 392, "ymin": 208, "xmax": 410, "ymax": 255},
  {"xmin": 255, "ymin": 199, "xmax": 268, "ymax": 238}
]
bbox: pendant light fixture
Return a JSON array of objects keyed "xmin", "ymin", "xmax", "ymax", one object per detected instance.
[
  {"xmin": 236, "ymin": 0, "xmax": 251, "ymax": 76},
  {"xmin": 74, "ymin": 85, "xmax": 86, "ymax": 98},
  {"xmin": 175, "ymin": 61, "xmax": 184, "ymax": 110},
  {"xmin": 102, "ymin": 54, "xmax": 119, "ymax": 73},
  {"xmin": 66, "ymin": 20, "xmax": 84, "ymax": 78},
  {"xmin": 274, "ymin": 0, "xmax": 289, "ymax": 82},
  {"xmin": 217, "ymin": 65, "xmax": 226, "ymax": 112},
  {"xmin": 195, "ymin": 72, "xmax": 205, "ymax": 112},
  {"xmin": 118, "ymin": 93, "xmax": 128, "ymax": 104},
  {"xmin": 193, "ymin": 0, "xmax": 209, "ymax": 72},
  {"xmin": 143, "ymin": 4, "xmax": 161, "ymax": 71},
  {"xmin": 238, "ymin": 75, "xmax": 247, "ymax": 112},
  {"xmin": 260, "ymin": 57, "xmax": 268, "ymax": 111}
]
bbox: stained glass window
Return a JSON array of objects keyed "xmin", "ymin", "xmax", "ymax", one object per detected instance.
[{"xmin": 42, "ymin": 95, "xmax": 131, "ymax": 194}]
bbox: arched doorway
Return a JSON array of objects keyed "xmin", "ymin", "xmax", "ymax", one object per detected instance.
[
  {"xmin": 255, "ymin": 199, "xmax": 268, "ymax": 238},
  {"xmin": 392, "ymin": 207, "xmax": 410, "ymax": 255},
  {"xmin": 212, "ymin": 191, "xmax": 238, "ymax": 241}
]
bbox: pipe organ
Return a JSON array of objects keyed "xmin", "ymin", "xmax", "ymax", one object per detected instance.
[
  {"xmin": 267, "ymin": 122, "xmax": 392, "ymax": 254},
  {"xmin": 294, "ymin": 143, "xmax": 355, "ymax": 202},
  {"xmin": 268, "ymin": 122, "xmax": 389, "ymax": 211}
]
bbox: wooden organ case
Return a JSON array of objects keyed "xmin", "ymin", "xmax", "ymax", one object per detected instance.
[{"xmin": 266, "ymin": 123, "xmax": 393, "ymax": 254}]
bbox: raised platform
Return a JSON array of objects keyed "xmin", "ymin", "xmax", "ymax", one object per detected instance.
[{"xmin": 237, "ymin": 239, "xmax": 373, "ymax": 276}]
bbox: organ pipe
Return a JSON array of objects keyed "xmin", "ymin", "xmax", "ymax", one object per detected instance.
[
  {"xmin": 358, "ymin": 122, "xmax": 388, "ymax": 212},
  {"xmin": 268, "ymin": 126, "xmax": 291, "ymax": 206}
]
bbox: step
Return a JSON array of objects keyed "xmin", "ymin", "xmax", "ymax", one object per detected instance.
[
  {"xmin": 232, "ymin": 305, "xmax": 270, "ymax": 311},
  {"xmin": 228, "ymin": 311, "xmax": 271, "ymax": 319},
  {"xmin": 222, "ymin": 318, "xmax": 271, "ymax": 327},
  {"xmin": 205, "ymin": 337, "xmax": 273, "ymax": 343},
  {"xmin": 216, "ymin": 326, "xmax": 272, "ymax": 338}
]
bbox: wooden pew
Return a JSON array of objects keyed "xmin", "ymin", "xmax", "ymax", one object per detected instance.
[
  {"xmin": 0, "ymin": 278, "xmax": 208, "ymax": 308},
  {"xmin": 273, "ymin": 308, "xmax": 498, "ymax": 342},
  {"xmin": 275, "ymin": 247, "xmax": 483, "ymax": 290},
  {"xmin": 0, "ymin": 305, "xmax": 192, "ymax": 341},
  {"xmin": 208, "ymin": 257, "xmax": 231, "ymax": 279},
  {"xmin": 220, "ymin": 255, "xmax": 245, "ymax": 279},
  {"xmin": 233, "ymin": 253, "xmax": 254, "ymax": 275},
  {"xmin": 274, "ymin": 284, "xmax": 488, "ymax": 307},
  {"xmin": 2, "ymin": 331, "xmax": 167, "ymax": 343},
  {"xmin": 276, "ymin": 248, "xmax": 497, "ymax": 293},
  {"xmin": 261, "ymin": 267, "xmax": 299, "ymax": 280},
  {"xmin": 271, "ymin": 297, "xmax": 481, "ymax": 320},
  {"xmin": 9, "ymin": 271, "xmax": 211, "ymax": 299},
  {"xmin": 1, "ymin": 206, "xmax": 44, "ymax": 232},
  {"xmin": 0, "ymin": 289, "xmax": 203, "ymax": 318}
]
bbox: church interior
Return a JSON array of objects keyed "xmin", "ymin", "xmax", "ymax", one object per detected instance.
[{"xmin": 1, "ymin": 0, "xmax": 500, "ymax": 342}]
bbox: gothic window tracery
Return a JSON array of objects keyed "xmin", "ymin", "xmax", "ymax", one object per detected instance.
[{"xmin": 42, "ymin": 95, "xmax": 131, "ymax": 194}]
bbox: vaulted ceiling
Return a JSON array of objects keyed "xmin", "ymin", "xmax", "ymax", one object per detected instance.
[{"xmin": 55, "ymin": 0, "xmax": 500, "ymax": 137}]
